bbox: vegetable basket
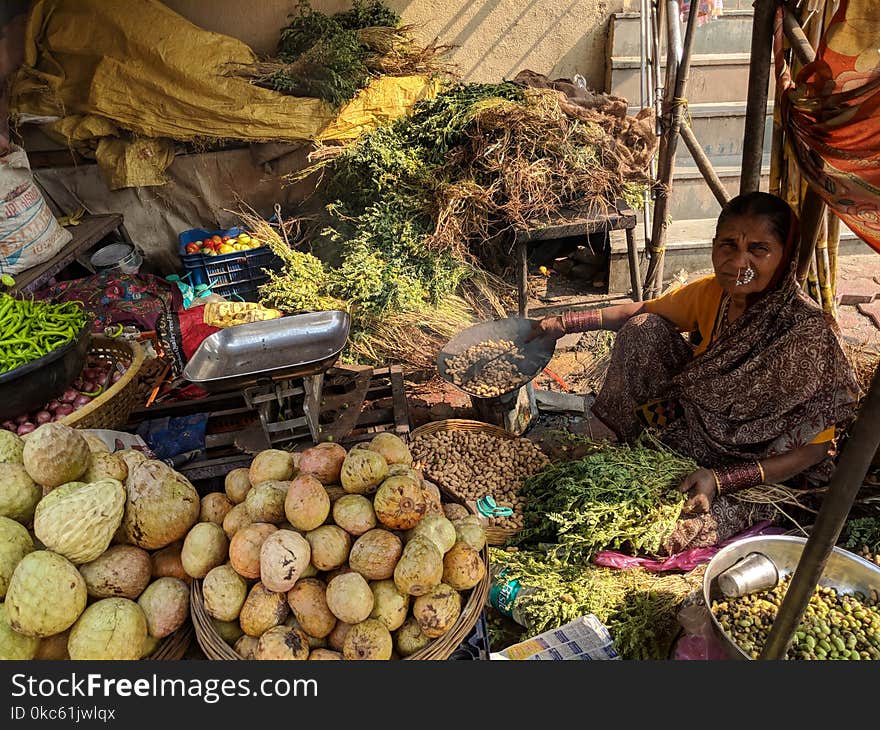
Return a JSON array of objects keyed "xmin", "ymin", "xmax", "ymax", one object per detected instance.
[
  {"xmin": 60, "ymin": 336, "xmax": 145, "ymax": 430},
  {"xmin": 409, "ymin": 419, "xmax": 525, "ymax": 546},
  {"xmin": 190, "ymin": 486, "xmax": 489, "ymax": 661},
  {"xmin": 147, "ymin": 623, "xmax": 194, "ymax": 661}
]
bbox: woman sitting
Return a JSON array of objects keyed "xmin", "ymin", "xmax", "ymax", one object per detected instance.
[{"xmin": 531, "ymin": 191, "xmax": 860, "ymax": 552}]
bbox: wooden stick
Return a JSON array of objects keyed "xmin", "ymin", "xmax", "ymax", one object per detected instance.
[
  {"xmin": 679, "ymin": 125, "xmax": 730, "ymax": 206},
  {"xmin": 145, "ymin": 362, "xmax": 172, "ymax": 409},
  {"xmin": 827, "ymin": 209, "xmax": 840, "ymax": 299},
  {"xmin": 807, "ymin": 256, "xmax": 821, "ymax": 306},
  {"xmin": 814, "ymin": 211, "xmax": 835, "ymax": 315},
  {"xmin": 741, "ymin": 0, "xmax": 776, "ymax": 194},
  {"xmin": 643, "ymin": 2, "xmax": 700, "ymax": 298},
  {"xmin": 782, "ymin": 4, "xmax": 816, "ymax": 65},
  {"xmin": 797, "ymin": 186, "xmax": 826, "ymax": 287}
]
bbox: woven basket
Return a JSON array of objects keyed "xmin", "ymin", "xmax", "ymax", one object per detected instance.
[
  {"xmin": 191, "ymin": 487, "xmax": 489, "ymax": 661},
  {"xmin": 148, "ymin": 623, "xmax": 194, "ymax": 661},
  {"xmin": 409, "ymin": 419, "xmax": 522, "ymax": 546},
  {"xmin": 60, "ymin": 336, "xmax": 145, "ymax": 430}
]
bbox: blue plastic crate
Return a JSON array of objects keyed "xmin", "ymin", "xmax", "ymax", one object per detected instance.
[{"xmin": 177, "ymin": 226, "xmax": 281, "ymax": 302}]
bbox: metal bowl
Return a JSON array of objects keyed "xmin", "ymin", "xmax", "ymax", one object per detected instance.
[
  {"xmin": 703, "ymin": 535, "xmax": 880, "ymax": 660},
  {"xmin": 437, "ymin": 317, "xmax": 555, "ymax": 399}
]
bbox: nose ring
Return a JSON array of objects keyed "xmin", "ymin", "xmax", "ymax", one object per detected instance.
[{"xmin": 735, "ymin": 266, "xmax": 756, "ymax": 286}]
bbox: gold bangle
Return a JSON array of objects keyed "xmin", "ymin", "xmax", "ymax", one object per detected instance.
[
  {"xmin": 711, "ymin": 469, "xmax": 722, "ymax": 497},
  {"xmin": 756, "ymin": 460, "xmax": 765, "ymax": 483},
  {"xmin": 597, "ymin": 309, "xmax": 604, "ymax": 329}
]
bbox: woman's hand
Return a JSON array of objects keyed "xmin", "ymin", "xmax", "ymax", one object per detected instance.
[
  {"xmin": 525, "ymin": 315, "xmax": 566, "ymax": 342},
  {"xmin": 678, "ymin": 468, "xmax": 717, "ymax": 514}
]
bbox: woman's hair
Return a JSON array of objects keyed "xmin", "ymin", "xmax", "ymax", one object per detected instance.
[
  {"xmin": 716, "ymin": 191, "xmax": 796, "ymax": 245},
  {"xmin": 716, "ymin": 191, "xmax": 800, "ymax": 290}
]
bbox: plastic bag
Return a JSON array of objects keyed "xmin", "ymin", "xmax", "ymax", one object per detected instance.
[{"xmin": 592, "ymin": 520, "xmax": 786, "ymax": 573}]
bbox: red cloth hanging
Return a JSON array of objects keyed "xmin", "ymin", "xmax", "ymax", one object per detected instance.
[{"xmin": 776, "ymin": 0, "xmax": 880, "ymax": 253}]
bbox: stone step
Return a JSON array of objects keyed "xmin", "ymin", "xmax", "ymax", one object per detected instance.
[
  {"xmin": 608, "ymin": 52, "xmax": 774, "ymax": 105},
  {"xmin": 668, "ymin": 162, "xmax": 770, "ymax": 220},
  {"xmin": 629, "ymin": 101, "xmax": 775, "ymax": 166},
  {"xmin": 608, "ymin": 217, "xmax": 868, "ymax": 294},
  {"xmin": 609, "ymin": 10, "xmax": 757, "ymax": 58}
]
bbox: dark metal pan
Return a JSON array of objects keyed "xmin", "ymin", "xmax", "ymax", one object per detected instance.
[{"xmin": 437, "ymin": 317, "xmax": 555, "ymax": 399}]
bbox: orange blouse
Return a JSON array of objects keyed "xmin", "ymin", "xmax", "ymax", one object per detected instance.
[{"xmin": 642, "ymin": 275, "xmax": 835, "ymax": 444}]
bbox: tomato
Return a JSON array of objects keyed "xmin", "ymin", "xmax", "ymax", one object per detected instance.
[{"xmin": 185, "ymin": 242, "xmax": 201, "ymax": 254}]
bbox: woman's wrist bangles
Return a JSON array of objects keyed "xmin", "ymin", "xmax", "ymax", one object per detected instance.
[
  {"xmin": 561, "ymin": 309, "xmax": 602, "ymax": 333},
  {"xmin": 712, "ymin": 460, "xmax": 765, "ymax": 497}
]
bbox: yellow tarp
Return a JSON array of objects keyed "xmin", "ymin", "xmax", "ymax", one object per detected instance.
[{"xmin": 11, "ymin": 0, "xmax": 437, "ymax": 189}]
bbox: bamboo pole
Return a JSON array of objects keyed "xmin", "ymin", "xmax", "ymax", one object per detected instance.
[
  {"xmin": 643, "ymin": 3, "xmax": 699, "ymax": 298},
  {"xmin": 797, "ymin": 186, "xmax": 826, "ymax": 287},
  {"xmin": 782, "ymin": 4, "xmax": 816, "ymax": 65},
  {"xmin": 827, "ymin": 209, "xmax": 840, "ymax": 299},
  {"xmin": 741, "ymin": 0, "xmax": 776, "ymax": 194},
  {"xmin": 679, "ymin": 125, "xmax": 730, "ymax": 207},
  {"xmin": 807, "ymin": 256, "xmax": 821, "ymax": 306},
  {"xmin": 814, "ymin": 212, "xmax": 835, "ymax": 314},
  {"xmin": 768, "ymin": 101, "xmax": 784, "ymax": 198}
]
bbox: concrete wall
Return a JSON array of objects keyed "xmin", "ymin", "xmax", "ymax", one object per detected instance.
[{"xmin": 162, "ymin": 0, "xmax": 637, "ymax": 91}]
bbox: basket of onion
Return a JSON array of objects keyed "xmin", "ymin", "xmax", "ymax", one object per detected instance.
[{"xmin": 1, "ymin": 336, "xmax": 145, "ymax": 435}]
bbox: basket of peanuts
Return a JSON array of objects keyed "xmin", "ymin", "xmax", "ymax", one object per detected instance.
[{"xmin": 409, "ymin": 419, "xmax": 551, "ymax": 545}]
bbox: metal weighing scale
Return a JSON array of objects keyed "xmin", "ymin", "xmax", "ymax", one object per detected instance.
[
  {"xmin": 437, "ymin": 317, "xmax": 555, "ymax": 435},
  {"xmin": 183, "ymin": 310, "xmax": 353, "ymax": 449}
]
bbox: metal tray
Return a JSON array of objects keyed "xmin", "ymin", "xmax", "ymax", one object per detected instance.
[
  {"xmin": 437, "ymin": 317, "xmax": 555, "ymax": 399},
  {"xmin": 183, "ymin": 311, "xmax": 350, "ymax": 393},
  {"xmin": 703, "ymin": 535, "xmax": 880, "ymax": 660}
]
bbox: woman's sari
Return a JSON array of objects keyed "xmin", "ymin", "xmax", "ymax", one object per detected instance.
[{"xmin": 592, "ymin": 273, "xmax": 860, "ymax": 553}]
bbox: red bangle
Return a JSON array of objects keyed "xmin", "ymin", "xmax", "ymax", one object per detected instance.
[
  {"xmin": 562, "ymin": 309, "xmax": 601, "ymax": 333},
  {"xmin": 712, "ymin": 461, "xmax": 764, "ymax": 496}
]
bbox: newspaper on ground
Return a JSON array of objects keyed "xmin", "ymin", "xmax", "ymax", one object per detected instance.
[{"xmin": 490, "ymin": 615, "xmax": 621, "ymax": 660}]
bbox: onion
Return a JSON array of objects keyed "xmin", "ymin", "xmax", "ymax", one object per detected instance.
[
  {"xmin": 2, "ymin": 420, "xmax": 16, "ymax": 431},
  {"xmin": 34, "ymin": 410, "xmax": 52, "ymax": 425},
  {"xmin": 82, "ymin": 367, "xmax": 98, "ymax": 381},
  {"xmin": 53, "ymin": 403, "xmax": 74, "ymax": 417},
  {"xmin": 72, "ymin": 394, "xmax": 92, "ymax": 409},
  {"xmin": 14, "ymin": 414, "xmax": 29, "ymax": 425},
  {"xmin": 111, "ymin": 371, "xmax": 123, "ymax": 383},
  {"xmin": 47, "ymin": 400, "xmax": 61, "ymax": 411},
  {"xmin": 60, "ymin": 388, "xmax": 78, "ymax": 403},
  {"xmin": 17, "ymin": 423, "xmax": 35, "ymax": 435},
  {"xmin": 72, "ymin": 379, "xmax": 84, "ymax": 390}
]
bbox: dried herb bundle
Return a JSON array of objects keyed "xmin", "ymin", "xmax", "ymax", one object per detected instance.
[
  {"xmin": 230, "ymin": 1, "xmax": 452, "ymax": 107},
  {"xmin": 260, "ymin": 81, "xmax": 652, "ymax": 366}
]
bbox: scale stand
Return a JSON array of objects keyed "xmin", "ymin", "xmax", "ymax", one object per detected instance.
[
  {"xmin": 235, "ymin": 367, "xmax": 377, "ymax": 452},
  {"xmin": 238, "ymin": 373, "xmax": 324, "ymax": 452}
]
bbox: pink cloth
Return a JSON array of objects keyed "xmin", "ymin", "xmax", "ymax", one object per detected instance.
[
  {"xmin": 679, "ymin": 0, "xmax": 723, "ymax": 27},
  {"xmin": 591, "ymin": 520, "xmax": 785, "ymax": 572}
]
